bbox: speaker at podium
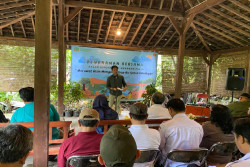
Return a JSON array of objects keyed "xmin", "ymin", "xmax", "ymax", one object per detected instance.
[{"xmin": 225, "ymin": 68, "xmax": 245, "ymax": 91}]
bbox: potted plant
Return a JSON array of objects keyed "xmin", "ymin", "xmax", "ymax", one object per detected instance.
[{"xmin": 141, "ymin": 83, "xmax": 157, "ymax": 107}]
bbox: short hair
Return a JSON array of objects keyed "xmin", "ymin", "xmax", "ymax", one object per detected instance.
[
  {"xmin": 0, "ymin": 124, "xmax": 33, "ymax": 163},
  {"xmin": 130, "ymin": 113, "xmax": 147, "ymax": 121},
  {"xmin": 240, "ymin": 93, "xmax": 250, "ymax": 99},
  {"xmin": 210, "ymin": 104, "xmax": 233, "ymax": 134},
  {"xmin": 111, "ymin": 65, "xmax": 118, "ymax": 70},
  {"xmin": 79, "ymin": 116, "xmax": 98, "ymax": 127},
  {"xmin": 19, "ymin": 87, "xmax": 34, "ymax": 102},
  {"xmin": 234, "ymin": 118, "xmax": 250, "ymax": 144},
  {"xmin": 166, "ymin": 98, "xmax": 185, "ymax": 112},
  {"xmin": 152, "ymin": 92, "xmax": 165, "ymax": 104}
]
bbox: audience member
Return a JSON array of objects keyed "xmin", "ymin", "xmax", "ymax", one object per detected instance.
[
  {"xmin": 159, "ymin": 98, "xmax": 203, "ymax": 167},
  {"xmin": 0, "ymin": 110, "xmax": 8, "ymax": 123},
  {"xmin": 57, "ymin": 108, "xmax": 103, "ymax": 167},
  {"xmin": 200, "ymin": 104, "xmax": 234, "ymax": 164},
  {"xmin": 0, "ymin": 124, "xmax": 33, "ymax": 167},
  {"xmin": 129, "ymin": 102, "xmax": 160, "ymax": 167},
  {"xmin": 98, "ymin": 125, "xmax": 140, "ymax": 167},
  {"xmin": 93, "ymin": 94, "xmax": 118, "ymax": 133},
  {"xmin": 248, "ymin": 107, "xmax": 250, "ymax": 115},
  {"xmin": 148, "ymin": 92, "xmax": 171, "ymax": 119},
  {"xmin": 10, "ymin": 87, "xmax": 60, "ymax": 139},
  {"xmin": 226, "ymin": 118, "xmax": 250, "ymax": 167},
  {"xmin": 228, "ymin": 93, "xmax": 250, "ymax": 117}
]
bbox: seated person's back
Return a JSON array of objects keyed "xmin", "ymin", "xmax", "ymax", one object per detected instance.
[
  {"xmin": 10, "ymin": 87, "xmax": 60, "ymax": 139},
  {"xmin": 129, "ymin": 102, "xmax": 160, "ymax": 167},
  {"xmin": 57, "ymin": 108, "xmax": 103, "ymax": 167},
  {"xmin": 200, "ymin": 104, "xmax": 234, "ymax": 164},
  {"xmin": 0, "ymin": 124, "xmax": 33, "ymax": 167},
  {"xmin": 148, "ymin": 92, "xmax": 171, "ymax": 119},
  {"xmin": 226, "ymin": 118, "xmax": 250, "ymax": 167},
  {"xmin": 227, "ymin": 93, "xmax": 250, "ymax": 117},
  {"xmin": 159, "ymin": 98, "xmax": 203, "ymax": 167}
]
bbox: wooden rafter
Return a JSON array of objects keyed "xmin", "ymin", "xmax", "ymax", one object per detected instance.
[
  {"xmin": 193, "ymin": 20, "xmax": 245, "ymax": 46},
  {"xmin": 149, "ymin": 0, "xmax": 153, "ymax": 8},
  {"xmin": 96, "ymin": 10, "xmax": 104, "ymax": 43},
  {"xmin": 87, "ymin": 9, "xmax": 93, "ymax": 42},
  {"xmin": 194, "ymin": 40, "xmax": 202, "ymax": 49},
  {"xmin": 0, "ymin": 29, "xmax": 2, "ymax": 36},
  {"xmin": 196, "ymin": 27, "xmax": 235, "ymax": 47},
  {"xmin": 203, "ymin": 13, "xmax": 250, "ymax": 37},
  {"xmin": 186, "ymin": 36, "xmax": 198, "ymax": 48},
  {"xmin": 121, "ymin": 14, "xmax": 136, "ymax": 44},
  {"xmin": 170, "ymin": 0, "xmax": 175, "ymax": 11},
  {"xmin": 190, "ymin": 23, "xmax": 211, "ymax": 52},
  {"xmin": 64, "ymin": 1, "xmax": 183, "ymax": 18},
  {"xmin": 186, "ymin": 31, "xmax": 195, "ymax": 42},
  {"xmin": 31, "ymin": 16, "xmax": 35, "ymax": 33},
  {"xmin": 137, "ymin": 16, "xmax": 157, "ymax": 46},
  {"xmin": 195, "ymin": 15, "xmax": 249, "ymax": 44},
  {"xmin": 10, "ymin": 25, "xmax": 14, "ymax": 37},
  {"xmin": 219, "ymin": 4, "xmax": 250, "ymax": 22},
  {"xmin": 64, "ymin": 7, "xmax": 83, "ymax": 25},
  {"xmin": 186, "ymin": 0, "xmax": 226, "ymax": 16},
  {"xmin": 53, "ymin": 6, "xmax": 57, "ymax": 39},
  {"xmin": 0, "ymin": 11, "xmax": 35, "ymax": 29},
  {"xmin": 169, "ymin": 16, "xmax": 181, "ymax": 35},
  {"xmin": 77, "ymin": 12, "xmax": 81, "ymax": 42},
  {"xmin": 230, "ymin": 0, "xmax": 250, "ymax": 12},
  {"xmin": 159, "ymin": 0, "xmax": 164, "ymax": 10},
  {"xmin": 183, "ymin": 14, "xmax": 195, "ymax": 34},
  {"xmin": 113, "ymin": 12, "xmax": 126, "ymax": 44},
  {"xmin": 153, "ymin": 24, "xmax": 172, "ymax": 48},
  {"xmin": 66, "ymin": 7, "xmax": 69, "ymax": 41},
  {"xmin": 104, "ymin": 11, "xmax": 115, "ymax": 43},
  {"xmin": 209, "ymin": 8, "xmax": 250, "ymax": 30},
  {"xmin": 145, "ymin": 17, "xmax": 167, "ymax": 47},
  {"xmin": 202, "ymin": 35, "xmax": 225, "ymax": 49},
  {"xmin": 163, "ymin": 31, "xmax": 177, "ymax": 47},
  {"xmin": 187, "ymin": 0, "xmax": 193, "ymax": 7},
  {"xmin": 171, "ymin": 37, "xmax": 179, "ymax": 48},
  {"xmin": 0, "ymin": 10, "xmax": 32, "ymax": 20},
  {"xmin": 0, "ymin": 0, "xmax": 35, "ymax": 10},
  {"xmin": 128, "ymin": 14, "xmax": 147, "ymax": 46},
  {"xmin": 20, "ymin": 20, "xmax": 26, "ymax": 38}
]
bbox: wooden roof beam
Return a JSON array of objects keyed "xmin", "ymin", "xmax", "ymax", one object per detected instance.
[
  {"xmin": 230, "ymin": 0, "xmax": 250, "ymax": 12},
  {"xmin": 0, "ymin": 0, "xmax": 35, "ymax": 10},
  {"xmin": 121, "ymin": 14, "xmax": 136, "ymax": 44},
  {"xmin": 145, "ymin": 17, "xmax": 167, "ymax": 47},
  {"xmin": 186, "ymin": 0, "xmax": 226, "ymax": 17},
  {"xmin": 31, "ymin": 16, "xmax": 35, "ymax": 33},
  {"xmin": 64, "ymin": 1, "xmax": 183, "ymax": 18},
  {"xmin": 154, "ymin": 24, "xmax": 172, "ymax": 48},
  {"xmin": 137, "ymin": 15, "xmax": 157, "ymax": 46},
  {"xmin": 96, "ymin": 10, "xmax": 104, "ymax": 43},
  {"xmin": 64, "ymin": 7, "xmax": 83, "ymax": 25},
  {"xmin": 77, "ymin": 12, "xmax": 81, "ymax": 42},
  {"xmin": 169, "ymin": 16, "xmax": 181, "ymax": 35},
  {"xmin": 219, "ymin": 4, "xmax": 250, "ymax": 22},
  {"xmin": 170, "ymin": 0, "xmax": 175, "ymax": 11},
  {"xmin": 128, "ymin": 14, "xmax": 147, "ymax": 46},
  {"xmin": 190, "ymin": 23, "xmax": 211, "ymax": 52},
  {"xmin": 163, "ymin": 31, "xmax": 177, "ymax": 47},
  {"xmin": 66, "ymin": 7, "xmax": 69, "ymax": 41},
  {"xmin": 186, "ymin": 36, "xmax": 198, "ymax": 48},
  {"xmin": 171, "ymin": 37, "xmax": 179, "ymax": 48},
  {"xmin": 104, "ymin": 11, "xmax": 115, "ymax": 43},
  {"xmin": 87, "ymin": 9, "xmax": 93, "ymax": 42},
  {"xmin": 53, "ymin": 6, "xmax": 57, "ymax": 39},
  {"xmin": 113, "ymin": 12, "xmax": 126, "ymax": 44},
  {"xmin": 203, "ymin": 12, "xmax": 250, "ymax": 37},
  {"xmin": 193, "ymin": 20, "xmax": 245, "ymax": 46},
  {"xmin": 10, "ymin": 25, "xmax": 14, "ymax": 37},
  {"xmin": 20, "ymin": 20, "xmax": 26, "ymax": 38},
  {"xmin": 0, "ymin": 11, "xmax": 35, "ymax": 29}
]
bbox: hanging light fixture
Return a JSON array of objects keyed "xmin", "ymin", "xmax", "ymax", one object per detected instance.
[{"xmin": 116, "ymin": 29, "xmax": 121, "ymax": 35}]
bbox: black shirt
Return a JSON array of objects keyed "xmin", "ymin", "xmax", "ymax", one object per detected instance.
[{"xmin": 106, "ymin": 74, "xmax": 127, "ymax": 96}]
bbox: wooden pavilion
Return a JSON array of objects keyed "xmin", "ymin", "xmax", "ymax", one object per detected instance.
[{"xmin": 0, "ymin": 0, "xmax": 249, "ymax": 166}]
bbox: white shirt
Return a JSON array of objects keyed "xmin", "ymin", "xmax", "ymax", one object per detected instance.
[
  {"xmin": 226, "ymin": 152, "xmax": 250, "ymax": 167},
  {"xmin": 148, "ymin": 104, "xmax": 172, "ymax": 119},
  {"xmin": 129, "ymin": 124, "xmax": 161, "ymax": 167},
  {"xmin": 159, "ymin": 113, "xmax": 203, "ymax": 167}
]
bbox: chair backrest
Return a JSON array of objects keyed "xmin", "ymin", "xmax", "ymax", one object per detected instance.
[
  {"xmin": 66, "ymin": 155, "xmax": 101, "ymax": 167},
  {"xmin": 208, "ymin": 141, "xmax": 237, "ymax": 156},
  {"xmin": 197, "ymin": 94, "xmax": 209, "ymax": 99},
  {"xmin": 135, "ymin": 149, "xmax": 159, "ymax": 163},
  {"xmin": 167, "ymin": 148, "xmax": 208, "ymax": 163}
]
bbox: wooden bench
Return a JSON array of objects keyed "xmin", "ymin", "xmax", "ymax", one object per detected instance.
[{"xmin": 0, "ymin": 121, "xmax": 72, "ymax": 156}]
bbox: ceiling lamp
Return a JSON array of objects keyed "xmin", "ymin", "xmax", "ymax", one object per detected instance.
[{"xmin": 116, "ymin": 29, "xmax": 121, "ymax": 35}]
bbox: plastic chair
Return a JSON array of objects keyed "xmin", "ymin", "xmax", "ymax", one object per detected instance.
[
  {"xmin": 66, "ymin": 155, "xmax": 101, "ymax": 167},
  {"xmin": 135, "ymin": 149, "xmax": 159, "ymax": 163},
  {"xmin": 166, "ymin": 148, "xmax": 208, "ymax": 166}
]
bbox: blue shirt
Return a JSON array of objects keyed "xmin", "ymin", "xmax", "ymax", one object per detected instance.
[{"xmin": 10, "ymin": 102, "xmax": 60, "ymax": 139}]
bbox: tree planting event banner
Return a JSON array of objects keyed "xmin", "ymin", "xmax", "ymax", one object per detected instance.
[{"xmin": 71, "ymin": 46, "xmax": 157, "ymax": 100}]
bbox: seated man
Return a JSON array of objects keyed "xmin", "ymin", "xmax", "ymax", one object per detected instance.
[
  {"xmin": 148, "ymin": 92, "xmax": 171, "ymax": 119},
  {"xmin": 159, "ymin": 98, "xmax": 203, "ymax": 167},
  {"xmin": 129, "ymin": 102, "xmax": 160, "ymax": 167},
  {"xmin": 10, "ymin": 87, "xmax": 60, "ymax": 139},
  {"xmin": 57, "ymin": 108, "xmax": 103, "ymax": 167},
  {"xmin": 0, "ymin": 124, "xmax": 33, "ymax": 167},
  {"xmin": 98, "ymin": 125, "xmax": 140, "ymax": 167},
  {"xmin": 227, "ymin": 93, "xmax": 250, "ymax": 117},
  {"xmin": 226, "ymin": 118, "xmax": 250, "ymax": 166}
]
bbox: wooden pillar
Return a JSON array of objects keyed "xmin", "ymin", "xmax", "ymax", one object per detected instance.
[
  {"xmin": 58, "ymin": 0, "xmax": 66, "ymax": 116},
  {"xmin": 174, "ymin": 34, "xmax": 185, "ymax": 98},
  {"xmin": 34, "ymin": 0, "xmax": 52, "ymax": 166},
  {"xmin": 246, "ymin": 50, "xmax": 250, "ymax": 94},
  {"xmin": 206, "ymin": 61, "xmax": 212, "ymax": 103}
]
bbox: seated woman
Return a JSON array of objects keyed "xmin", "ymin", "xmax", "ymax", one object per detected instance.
[
  {"xmin": 0, "ymin": 110, "xmax": 8, "ymax": 123},
  {"xmin": 200, "ymin": 104, "xmax": 234, "ymax": 164},
  {"xmin": 93, "ymin": 94, "xmax": 118, "ymax": 133}
]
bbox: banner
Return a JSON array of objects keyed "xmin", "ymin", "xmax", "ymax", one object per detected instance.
[{"xmin": 71, "ymin": 46, "xmax": 157, "ymax": 100}]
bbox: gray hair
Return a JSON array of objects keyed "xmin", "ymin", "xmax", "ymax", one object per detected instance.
[{"xmin": 0, "ymin": 124, "xmax": 33, "ymax": 163}]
